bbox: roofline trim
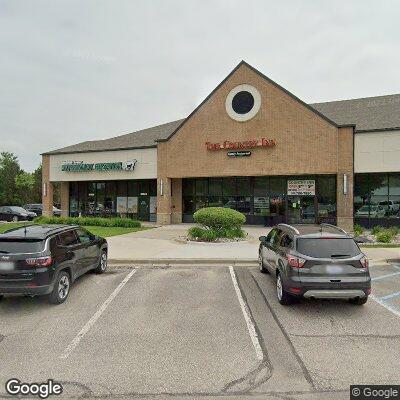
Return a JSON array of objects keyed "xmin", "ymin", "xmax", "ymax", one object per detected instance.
[
  {"xmin": 157, "ymin": 60, "xmax": 339, "ymax": 143},
  {"xmin": 41, "ymin": 145, "xmax": 157, "ymax": 156},
  {"xmin": 355, "ymin": 126, "xmax": 400, "ymax": 133}
]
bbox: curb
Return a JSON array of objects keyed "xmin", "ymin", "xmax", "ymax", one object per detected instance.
[{"xmin": 108, "ymin": 258, "xmax": 258, "ymax": 266}]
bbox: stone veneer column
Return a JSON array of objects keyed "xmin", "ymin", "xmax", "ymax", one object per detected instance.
[
  {"xmin": 171, "ymin": 178, "xmax": 182, "ymax": 224},
  {"xmin": 336, "ymin": 126, "xmax": 354, "ymax": 233},
  {"xmin": 60, "ymin": 182, "xmax": 69, "ymax": 217},
  {"xmin": 42, "ymin": 155, "xmax": 54, "ymax": 217},
  {"xmin": 156, "ymin": 177, "xmax": 172, "ymax": 225}
]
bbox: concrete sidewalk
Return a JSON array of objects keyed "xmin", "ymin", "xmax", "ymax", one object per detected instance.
[{"xmin": 107, "ymin": 224, "xmax": 400, "ymax": 265}]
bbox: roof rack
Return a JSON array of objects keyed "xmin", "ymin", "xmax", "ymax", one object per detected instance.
[
  {"xmin": 319, "ymin": 223, "xmax": 347, "ymax": 234},
  {"xmin": 277, "ymin": 223, "xmax": 300, "ymax": 234}
]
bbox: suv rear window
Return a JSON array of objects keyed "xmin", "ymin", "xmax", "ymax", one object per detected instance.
[
  {"xmin": 0, "ymin": 239, "xmax": 45, "ymax": 254},
  {"xmin": 296, "ymin": 238, "xmax": 361, "ymax": 258}
]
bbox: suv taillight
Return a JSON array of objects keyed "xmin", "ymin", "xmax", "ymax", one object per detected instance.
[
  {"xmin": 287, "ymin": 254, "xmax": 306, "ymax": 268},
  {"xmin": 360, "ymin": 256, "xmax": 369, "ymax": 269},
  {"xmin": 25, "ymin": 256, "xmax": 52, "ymax": 267}
]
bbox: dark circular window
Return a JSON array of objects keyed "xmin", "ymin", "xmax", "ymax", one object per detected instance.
[{"xmin": 231, "ymin": 91, "xmax": 255, "ymax": 114}]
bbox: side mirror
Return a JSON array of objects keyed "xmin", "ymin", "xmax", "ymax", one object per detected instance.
[{"xmin": 259, "ymin": 236, "xmax": 267, "ymax": 243}]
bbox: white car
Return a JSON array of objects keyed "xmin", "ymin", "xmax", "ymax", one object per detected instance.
[
  {"xmin": 379, "ymin": 200, "xmax": 400, "ymax": 213},
  {"xmin": 356, "ymin": 205, "xmax": 386, "ymax": 218}
]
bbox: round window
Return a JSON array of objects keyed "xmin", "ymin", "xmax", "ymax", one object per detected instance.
[
  {"xmin": 232, "ymin": 91, "xmax": 254, "ymax": 114},
  {"xmin": 225, "ymin": 84, "xmax": 261, "ymax": 122}
]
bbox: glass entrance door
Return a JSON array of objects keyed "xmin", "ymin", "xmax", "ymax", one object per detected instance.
[
  {"xmin": 287, "ymin": 196, "xmax": 316, "ymax": 224},
  {"xmin": 138, "ymin": 195, "xmax": 150, "ymax": 221}
]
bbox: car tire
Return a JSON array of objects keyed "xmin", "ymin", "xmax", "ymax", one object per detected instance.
[
  {"xmin": 259, "ymin": 250, "xmax": 268, "ymax": 274},
  {"xmin": 349, "ymin": 295, "xmax": 368, "ymax": 305},
  {"xmin": 12, "ymin": 215, "xmax": 18, "ymax": 222},
  {"xmin": 48, "ymin": 271, "xmax": 70, "ymax": 304},
  {"xmin": 276, "ymin": 273, "xmax": 293, "ymax": 305},
  {"xmin": 95, "ymin": 251, "xmax": 107, "ymax": 274}
]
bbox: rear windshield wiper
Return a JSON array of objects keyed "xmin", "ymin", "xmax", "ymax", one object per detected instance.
[{"xmin": 330, "ymin": 254, "xmax": 351, "ymax": 258}]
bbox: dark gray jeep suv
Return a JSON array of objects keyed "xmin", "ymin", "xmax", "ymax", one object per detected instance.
[{"xmin": 258, "ymin": 223, "xmax": 371, "ymax": 305}]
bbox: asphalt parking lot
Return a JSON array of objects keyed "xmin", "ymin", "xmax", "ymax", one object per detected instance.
[{"xmin": 0, "ymin": 262, "xmax": 399, "ymax": 400}]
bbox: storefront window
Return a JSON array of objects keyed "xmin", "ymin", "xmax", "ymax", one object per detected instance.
[
  {"xmin": 237, "ymin": 177, "xmax": 251, "ymax": 196},
  {"xmin": 183, "ymin": 197, "xmax": 195, "ymax": 214},
  {"xmin": 195, "ymin": 196, "xmax": 208, "ymax": 210},
  {"xmin": 236, "ymin": 196, "xmax": 251, "ymax": 214},
  {"xmin": 208, "ymin": 196, "xmax": 222, "ymax": 207},
  {"xmin": 223, "ymin": 178, "xmax": 236, "ymax": 196},
  {"xmin": 105, "ymin": 182, "xmax": 116, "ymax": 216},
  {"xmin": 87, "ymin": 183, "xmax": 96, "ymax": 215},
  {"xmin": 209, "ymin": 178, "xmax": 222, "ymax": 196},
  {"xmin": 389, "ymin": 174, "xmax": 400, "ymax": 219},
  {"xmin": 116, "ymin": 181, "xmax": 127, "ymax": 217},
  {"xmin": 69, "ymin": 183, "xmax": 79, "ymax": 216},
  {"xmin": 354, "ymin": 174, "xmax": 370, "ymax": 216},
  {"xmin": 369, "ymin": 174, "xmax": 388, "ymax": 219},
  {"xmin": 183, "ymin": 180, "xmax": 195, "ymax": 196},
  {"xmin": 196, "ymin": 179, "xmax": 208, "ymax": 196},
  {"xmin": 254, "ymin": 177, "xmax": 269, "ymax": 216},
  {"xmin": 222, "ymin": 196, "xmax": 236, "ymax": 210},
  {"xmin": 317, "ymin": 176, "xmax": 336, "ymax": 220},
  {"xmin": 269, "ymin": 177, "xmax": 286, "ymax": 216}
]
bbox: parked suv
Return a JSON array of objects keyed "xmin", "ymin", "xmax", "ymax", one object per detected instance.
[
  {"xmin": 0, "ymin": 225, "xmax": 108, "ymax": 304},
  {"xmin": 258, "ymin": 223, "xmax": 371, "ymax": 305}
]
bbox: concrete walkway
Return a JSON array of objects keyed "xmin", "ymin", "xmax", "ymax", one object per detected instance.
[{"xmin": 107, "ymin": 224, "xmax": 400, "ymax": 265}]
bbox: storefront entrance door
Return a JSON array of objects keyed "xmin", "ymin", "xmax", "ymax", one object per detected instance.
[
  {"xmin": 287, "ymin": 196, "xmax": 316, "ymax": 224},
  {"xmin": 138, "ymin": 195, "xmax": 150, "ymax": 221}
]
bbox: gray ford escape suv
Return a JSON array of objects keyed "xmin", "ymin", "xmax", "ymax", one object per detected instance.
[{"xmin": 258, "ymin": 223, "xmax": 371, "ymax": 305}]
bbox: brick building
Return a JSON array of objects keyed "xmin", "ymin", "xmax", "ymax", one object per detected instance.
[{"xmin": 42, "ymin": 61, "xmax": 400, "ymax": 231}]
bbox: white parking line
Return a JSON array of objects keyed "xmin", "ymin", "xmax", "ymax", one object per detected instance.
[
  {"xmin": 371, "ymin": 295, "xmax": 400, "ymax": 318},
  {"xmin": 228, "ymin": 266, "xmax": 263, "ymax": 361},
  {"xmin": 60, "ymin": 269, "xmax": 137, "ymax": 359},
  {"xmin": 372, "ymin": 271, "xmax": 400, "ymax": 281},
  {"xmin": 379, "ymin": 291, "xmax": 400, "ymax": 302}
]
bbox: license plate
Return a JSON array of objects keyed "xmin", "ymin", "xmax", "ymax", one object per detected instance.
[
  {"xmin": 326, "ymin": 265, "xmax": 344, "ymax": 274},
  {"xmin": 0, "ymin": 262, "xmax": 14, "ymax": 271}
]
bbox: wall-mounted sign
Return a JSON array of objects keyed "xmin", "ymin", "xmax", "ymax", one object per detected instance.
[
  {"xmin": 287, "ymin": 180, "xmax": 315, "ymax": 196},
  {"xmin": 62, "ymin": 160, "xmax": 137, "ymax": 172},
  {"xmin": 205, "ymin": 138, "xmax": 276, "ymax": 151},
  {"xmin": 227, "ymin": 151, "xmax": 251, "ymax": 157}
]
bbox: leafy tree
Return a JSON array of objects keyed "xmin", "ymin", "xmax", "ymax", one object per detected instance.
[
  {"xmin": 0, "ymin": 152, "xmax": 21, "ymax": 205},
  {"xmin": 32, "ymin": 164, "xmax": 42, "ymax": 203},
  {"xmin": 15, "ymin": 172, "xmax": 35, "ymax": 205}
]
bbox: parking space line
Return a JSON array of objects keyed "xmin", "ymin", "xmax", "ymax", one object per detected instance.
[
  {"xmin": 60, "ymin": 269, "xmax": 137, "ymax": 360},
  {"xmin": 372, "ymin": 271, "xmax": 400, "ymax": 281},
  {"xmin": 371, "ymin": 294, "xmax": 400, "ymax": 318},
  {"xmin": 228, "ymin": 266, "xmax": 263, "ymax": 361},
  {"xmin": 379, "ymin": 291, "xmax": 400, "ymax": 302}
]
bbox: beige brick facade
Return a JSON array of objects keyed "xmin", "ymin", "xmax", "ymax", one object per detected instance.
[
  {"xmin": 157, "ymin": 63, "xmax": 354, "ymax": 229},
  {"xmin": 42, "ymin": 154, "xmax": 54, "ymax": 217}
]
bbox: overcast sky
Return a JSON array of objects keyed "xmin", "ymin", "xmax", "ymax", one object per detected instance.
[{"xmin": 1, "ymin": 0, "xmax": 399, "ymax": 171}]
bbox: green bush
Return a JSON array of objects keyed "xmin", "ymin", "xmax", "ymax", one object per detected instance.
[
  {"xmin": 34, "ymin": 216, "xmax": 141, "ymax": 228},
  {"xmin": 388, "ymin": 226, "xmax": 400, "ymax": 236},
  {"xmin": 193, "ymin": 207, "xmax": 246, "ymax": 233},
  {"xmin": 353, "ymin": 223, "xmax": 364, "ymax": 236},
  {"xmin": 188, "ymin": 224, "xmax": 246, "ymax": 242},
  {"xmin": 375, "ymin": 229, "xmax": 395, "ymax": 243},
  {"xmin": 371, "ymin": 225, "xmax": 384, "ymax": 235},
  {"xmin": 188, "ymin": 226, "xmax": 206, "ymax": 238}
]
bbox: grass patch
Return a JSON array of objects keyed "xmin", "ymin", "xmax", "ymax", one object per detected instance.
[{"xmin": 0, "ymin": 222, "xmax": 149, "ymax": 238}]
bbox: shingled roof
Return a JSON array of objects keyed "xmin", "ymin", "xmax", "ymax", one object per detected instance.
[
  {"xmin": 44, "ymin": 93, "xmax": 400, "ymax": 155},
  {"xmin": 310, "ymin": 93, "xmax": 400, "ymax": 132}
]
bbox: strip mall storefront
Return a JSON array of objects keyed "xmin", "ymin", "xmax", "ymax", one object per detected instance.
[{"xmin": 42, "ymin": 61, "xmax": 400, "ymax": 231}]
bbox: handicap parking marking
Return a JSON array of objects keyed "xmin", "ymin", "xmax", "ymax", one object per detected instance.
[
  {"xmin": 371, "ymin": 294, "xmax": 400, "ymax": 318},
  {"xmin": 371, "ymin": 271, "xmax": 400, "ymax": 281},
  {"xmin": 60, "ymin": 268, "xmax": 137, "ymax": 360}
]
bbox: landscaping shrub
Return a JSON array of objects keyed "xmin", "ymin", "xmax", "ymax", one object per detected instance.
[
  {"xmin": 353, "ymin": 223, "xmax": 364, "ymax": 236},
  {"xmin": 189, "ymin": 208, "xmax": 246, "ymax": 241},
  {"xmin": 34, "ymin": 216, "xmax": 141, "ymax": 228},
  {"xmin": 375, "ymin": 229, "xmax": 395, "ymax": 243},
  {"xmin": 193, "ymin": 207, "xmax": 245, "ymax": 233},
  {"xmin": 371, "ymin": 225, "xmax": 384, "ymax": 235}
]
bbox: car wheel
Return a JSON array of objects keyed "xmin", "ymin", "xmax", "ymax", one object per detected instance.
[
  {"xmin": 276, "ymin": 273, "xmax": 293, "ymax": 305},
  {"xmin": 349, "ymin": 295, "xmax": 368, "ymax": 305},
  {"xmin": 259, "ymin": 250, "xmax": 268, "ymax": 273},
  {"xmin": 95, "ymin": 251, "xmax": 107, "ymax": 274},
  {"xmin": 48, "ymin": 271, "xmax": 70, "ymax": 304},
  {"xmin": 12, "ymin": 215, "xmax": 18, "ymax": 222}
]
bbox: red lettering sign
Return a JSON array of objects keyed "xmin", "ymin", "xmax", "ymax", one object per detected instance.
[{"xmin": 205, "ymin": 138, "xmax": 276, "ymax": 151}]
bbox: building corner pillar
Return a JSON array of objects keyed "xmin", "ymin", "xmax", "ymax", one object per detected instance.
[
  {"xmin": 157, "ymin": 177, "xmax": 172, "ymax": 225},
  {"xmin": 42, "ymin": 155, "xmax": 54, "ymax": 217},
  {"xmin": 60, "ymin": 182, "xmax": 69, "ymax": 217}
]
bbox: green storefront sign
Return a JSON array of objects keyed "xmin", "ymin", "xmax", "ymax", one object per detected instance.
[{"xmin": 62, "ymin": 160, "xmax": 137, "ymax": 172}]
